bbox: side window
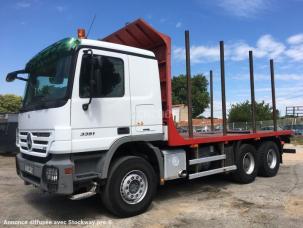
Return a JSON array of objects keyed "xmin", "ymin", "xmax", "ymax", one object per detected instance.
[{"xmin": 79, "ymin": 54, "xmax": 124, "ymax": 98}]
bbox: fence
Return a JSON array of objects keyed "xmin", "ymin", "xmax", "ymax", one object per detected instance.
[
  {"xmin": 228, "ymin": 117, "xmax": 303, "ymax": 131},
  {"xmin": 286, "ymin": 106, "xmax": 303, "ymax": 117},
  {"xmin": 176, "ymin": 117, "xmax": 303, "ymax": 133}
]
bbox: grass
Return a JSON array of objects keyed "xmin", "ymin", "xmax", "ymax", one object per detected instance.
[{"xmin": 291, "ymin": 136, "xmax": 303, "ymax": 145}]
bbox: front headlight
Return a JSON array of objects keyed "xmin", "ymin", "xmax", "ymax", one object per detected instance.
[
  {"xmin": 44, "ymin": 166, "xmax": 59, "ymax": 182},
  {"xmin": 43, "ymin": 166, "xmax": 59, "ymax": 192}
]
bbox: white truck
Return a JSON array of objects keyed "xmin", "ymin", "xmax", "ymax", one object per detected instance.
[{"xmin": 6, "ymin": 19, "xmax": 293, "ymax": 217}]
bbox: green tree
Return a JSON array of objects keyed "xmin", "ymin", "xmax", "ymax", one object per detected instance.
[
  {"xmin": 0, "ymin": 94, "xmax": 22, "ymax": 113},
  {"xmin": 228, "ymin": 100, "xmax": 279, "ymax": 122},
  {"xmin": 172, "ymin": 74, "xmax": 209, "ymax": 118}
]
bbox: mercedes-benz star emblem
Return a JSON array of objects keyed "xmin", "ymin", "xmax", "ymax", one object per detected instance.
[{"xmin": 27, "ymin": 133, "xmax": 32, "ymax": 151}]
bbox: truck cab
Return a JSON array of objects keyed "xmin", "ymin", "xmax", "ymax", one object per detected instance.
[{"xmin": 12, "ymin": 35, "xmax": 165, "ymax": 190}]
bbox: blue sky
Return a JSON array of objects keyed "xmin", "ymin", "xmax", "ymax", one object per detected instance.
[{"xmin": 0, "ymin": 0, "xmax": 302, "ymax": 117}]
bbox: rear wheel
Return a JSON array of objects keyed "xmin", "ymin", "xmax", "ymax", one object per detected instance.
[
  {"xmin": 258, "ymin": 141, "xmax": 280, "ymax": 177},
  {"xmin": 232, "ymin": 144, "xmax": 258, "ymax": 184},
  {"xmin": 101, "ymin": 156, "xmax": 157, "ymax": 217}
]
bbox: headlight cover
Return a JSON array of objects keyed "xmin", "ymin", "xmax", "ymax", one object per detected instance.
[{"xmin": 43, "ymin": 166, "xmax": 59, "ymax": 192}]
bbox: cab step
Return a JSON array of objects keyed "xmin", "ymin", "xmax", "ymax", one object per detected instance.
[
  {"xmin": 69, "ymin": 182, "xmax": 98, "ymax": 200},
  {"xmin": 189, "ymin": 154, "xmax": 226, "ymax": 165},
  {"xmin": 69, "ymin": 191, "xmax": 96, "ymax": 200},
  {"xmin": 188, "ymin": 165, "xmax": 237, "ymax": 180}
]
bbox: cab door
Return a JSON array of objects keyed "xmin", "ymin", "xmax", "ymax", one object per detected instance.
[{"xmin": 70, "ymin": 49, "xmax": 131, "ymax": 152}]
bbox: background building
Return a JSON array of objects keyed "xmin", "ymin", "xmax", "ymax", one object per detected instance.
[
  {"xmin": 0, "ymin": 113, "xmax": 18, "ymax": 153},
  {"xmin": 172, "ymin": 104, "xmax": 188, "ymax": 123}
]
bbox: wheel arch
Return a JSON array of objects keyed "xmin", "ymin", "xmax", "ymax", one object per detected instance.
[
  {"xmin": 98, "ymin": 134, "xmax": 164, "ymax": 180},
  {"xmin": 232, "ymin": 137, "xmax": 282, "ymax": 157}
]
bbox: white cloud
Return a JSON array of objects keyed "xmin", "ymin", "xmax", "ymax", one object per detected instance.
[
  {"xmin": 176, "ymin": 22, "xmax": 182, "ymax": 28},
  {"xmin": 173, "ymin": 33, "xmax": 303, "ymax": 63},
  {"xmin": 285, "ymin": 45, "xmax": 303, "ymax": 61},
  {"xmin": 173, "ymin": 47, "xmax": 185, "ymax": 60},
  {"xmin": 230, "ymin": 42, "xmax": 255, "ymax": 60},
  {"xmin": 218, "ymin": 0, "xmax": 269, "ymax": 18},
  {"xmin": 285, "ymin": 34, "xmax": 303, "ymax": 61},
  {"xmin": 191, "ymin": 45, "xmax": 220, "ymax": 63},
  {"xmin": 287, "ymin": 33, "xmax": 303, "ymax": 45},
  {"xmin": 256, "ymin": 34, "xmax": 285, "ymax": 59},
  {"xmin": 173, "ymin": 45, "xmax": 219, "ymax": 63}
]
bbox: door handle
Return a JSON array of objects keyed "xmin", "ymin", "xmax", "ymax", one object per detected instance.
[{"xmin": 117, "ymin": 127, "xmax": 130, "ymax": 135}]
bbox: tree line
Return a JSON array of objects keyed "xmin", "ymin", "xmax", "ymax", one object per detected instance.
[{"xmin": 0, "ymin": 94, "xmax": 22, "ymax": 113}]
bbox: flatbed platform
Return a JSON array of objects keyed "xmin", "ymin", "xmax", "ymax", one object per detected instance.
[{"xmin": 170, "ymin": 122, "xmax": 293, "ymax": 145}]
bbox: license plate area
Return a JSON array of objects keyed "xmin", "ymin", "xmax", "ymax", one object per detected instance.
[{"xmin": 24, "ymin": 164, "xmax": 34, "ymax": 175}]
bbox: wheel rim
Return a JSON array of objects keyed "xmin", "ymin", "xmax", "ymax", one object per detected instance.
[
  {"xmin": 243, "ymin": 152, "xmax": 255, "ymax": 175},
  {"xmin": 267, "ymin": 149, "xmax": 277, "ymax": 169},
  {"xmin": 120, "ymin": 170, "xmax": 148, "ymax": 205}
]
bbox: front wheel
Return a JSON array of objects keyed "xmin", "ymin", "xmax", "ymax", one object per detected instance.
[
  {"xmin": 258, "ymin": 141, "xmax": 280, "ymax": 177},
  {"xmin": 101, "ymin": 156, "xmax": 157, "ymax": 217}
]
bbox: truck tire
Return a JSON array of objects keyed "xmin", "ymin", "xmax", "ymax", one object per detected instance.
[
  {"xmin": 232, "ymin": 144, "xmax": 258, "ymax": 184},
  {"xmin": 101, "ymin": 156, "xmax": 157, "ymax": 217},
  {"xmin": 257, "ymin": 141, "xmax": 280, "ymax": 177}
]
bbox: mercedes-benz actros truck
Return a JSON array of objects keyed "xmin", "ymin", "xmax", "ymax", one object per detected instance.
[{"xmin": 6, "ymin": 19, "xmax": 294, "ymax": 217}]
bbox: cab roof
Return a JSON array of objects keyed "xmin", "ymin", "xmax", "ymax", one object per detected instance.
[
  {"xmin": 79, "ymin": 39, "xmax": 155, "ymax": 58},
  {"xmin": 25, "ymin": 35, "xmax": 155, "ymax": 72}
]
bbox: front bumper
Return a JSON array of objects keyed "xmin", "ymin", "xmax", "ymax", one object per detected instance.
[{"xmin": 16, "ymin": 153, "xmax": 74, "ymax": 194}]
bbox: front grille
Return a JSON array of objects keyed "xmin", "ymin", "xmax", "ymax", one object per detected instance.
[
  {"xmin": 19, "ymin": 131, "xmax": 52, "ymax": 155},
  {"xmin": 32, "ymin": 132, "xmax": 51, "ymax": 137},
  {"xmin": 33, "ymin": 140, "xmax": 48, "ymax": 145}
]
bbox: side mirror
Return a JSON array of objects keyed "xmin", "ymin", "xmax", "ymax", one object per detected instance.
[
  {"xmin": 6, "ymin": 70, "xmax": 27, "ymax": 82},
  {"xmin": 6, "ymin": 72, "xmax": 17, "ymax": 82}
]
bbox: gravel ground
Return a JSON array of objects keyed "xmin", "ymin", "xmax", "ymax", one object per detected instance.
[{"xmin": 0, "ymin": 144, "xmax": 303, "ymax": 228}]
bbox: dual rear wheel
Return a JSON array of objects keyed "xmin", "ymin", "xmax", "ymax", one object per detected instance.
[
  {"xmin": 232, "ymin": 141, "xmax": 280, "ymax": 184},
  {"xmin": 258, "ymin": 141, "xmax": 280, "ymax": 177}
]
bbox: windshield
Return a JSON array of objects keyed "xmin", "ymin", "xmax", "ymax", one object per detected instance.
[
  {"xmin": 22, "ymin": 55, "xmax": 72, "ymax": 108},
  {"xmin": 20, "ymin": 37, "xmax": 79, "ymax": 111}
]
